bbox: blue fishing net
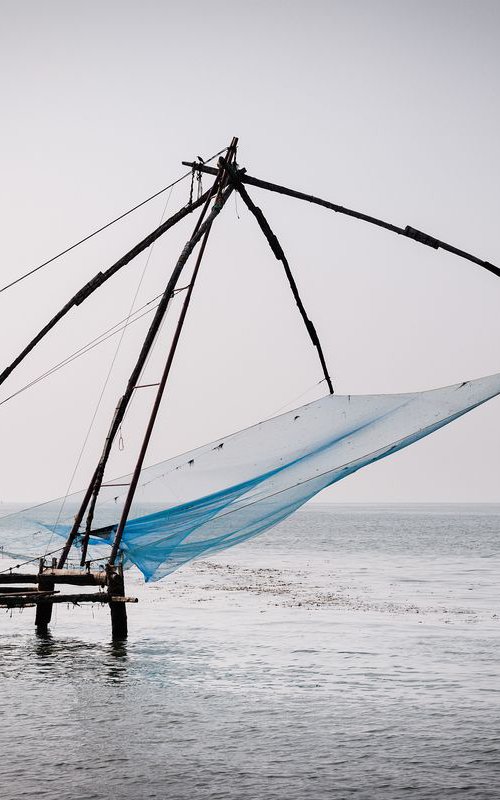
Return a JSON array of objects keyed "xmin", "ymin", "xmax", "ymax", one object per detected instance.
[{"xmin": 1, "ymin": 373, "xmax": 499, "ymax": 580}]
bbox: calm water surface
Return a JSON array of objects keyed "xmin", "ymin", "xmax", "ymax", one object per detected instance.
[{"xmin": 0, "ymin": 504, "xmax": 499, "ymax": 799}]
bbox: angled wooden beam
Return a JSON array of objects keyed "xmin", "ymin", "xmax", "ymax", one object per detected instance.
[
  {"xmin": 0, "ymin": 592, "xmax": 138, "ymax": 608},
  {"xmin": 226, "ymin": 163, "xmax": 334, "ymax": 394},
  {"xmin": 183, "ymin": 162, "xmax": 500, "ymax": 279},
  {"xmin": 0, "ymin": 190, "xmax": 212, "ymax": 389},
  {"xmin": 108, "ymin": 140, "xmax": 239, "ymax": 567}
]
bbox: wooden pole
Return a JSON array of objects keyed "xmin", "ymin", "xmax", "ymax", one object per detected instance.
[
  {"xmin": 77, "ymin": 166, "xmax": 227, "ymax": 566},
  {"xmin": 79, "ymin": 398, "xmax": 123, "ymax": 565},
  {"xmin": 226, "ymin": 164, "xmax": 334, "ymax": 394},
  {"xmin": 107, "ymin": 563, "xmax": 128, "ymax": 639},
  {"xmin": 0, "ymin": 591, "xmax": 138, "ymax": 608},
  {"xmin": 57, "ymin": 177, "xmax": 224, "ymax": 569},
  {"xmin": 34, "ymin": 558, "xmax": 55, "ymax": 630},
  {"xmin": 183, "ymin": 162, "xmax": 500, "ymax": 280},
  {"xmin": 0, "ymin": 569, "xmax": 106, "ymax": 586},
  {"xmin": 0, "ymin": 191, "xmax": 211, "ymax": 390},
  {"xmin": 108, "ymin": 139, "xmax": 239, "ymax": 567}
]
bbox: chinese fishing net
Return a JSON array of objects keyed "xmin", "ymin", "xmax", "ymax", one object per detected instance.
[{"xmin": 1, "ymin": 372, "xmax": 499, "ymax": 580}]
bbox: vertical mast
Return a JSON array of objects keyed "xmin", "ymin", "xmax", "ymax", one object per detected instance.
[
  {"xmin": 78, "ymin": 174, "xmax": 224, "ymax": 565},
  {"xmin": 108, "ymin": 138, "xmax": 238, "ymax": 566},
  {"xmin": 57, "ymin": 137, "xmax": 237, "ymax": 569}
]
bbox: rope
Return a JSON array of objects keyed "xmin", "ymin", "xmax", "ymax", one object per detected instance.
[
  {"xmin": 0, "ymin": 286, "xmax": 191, "ymax": 409},
  {"xmin": 0, "ymin": 297, "xmax": 163, "ymax": 407},
  {"xmin": 45, "ymin": 184, "xmax": 178, "ymax": 557},
  {"xmin": 0, "ymin": 149, "xmax": 233, "ymax": 561},
  {"xmin": 0, "ymin": 147, "xmax": 228, "ymax": 296},
  {"xmin": 267, "ymin": 379, "xmax": 327, "ymax": 418},
  {"xmin": 112, "ymin": 187, "xmax": 177, "ymax": 435},
  {"xmin": 0, "ymin": 545, "xmax": 65, "ymax": 574}
]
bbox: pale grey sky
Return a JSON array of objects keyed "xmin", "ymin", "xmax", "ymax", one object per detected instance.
[{"xmin": 1, "ymin": 0, "xmax": 499, "ymax": 502}]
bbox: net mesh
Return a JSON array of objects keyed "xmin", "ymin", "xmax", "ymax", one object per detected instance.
[{"xmin": 1, "ymin": 372, "xmax": 499, "ymax": 580}]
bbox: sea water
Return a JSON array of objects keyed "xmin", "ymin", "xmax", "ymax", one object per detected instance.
[{"xmin": 0, "ymin": 504, "xmax": 498, "ymax": 799}]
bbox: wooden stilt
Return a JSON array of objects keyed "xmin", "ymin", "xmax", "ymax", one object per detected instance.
[
  {"xmin": 35, "ymin": 558, "xmax": 55, "ymax": 631},
  {"xmin": 0, "ymin": 561, "xmax": 136, "ymax": 630},
  {"xmin": 107, "ymin": 564, "xmax": 128, "ymax": 640}
]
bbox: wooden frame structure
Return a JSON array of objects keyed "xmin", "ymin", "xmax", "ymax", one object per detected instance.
[
  {"xmin": 1, "ymin": 135, "xmax": 498, "ymax": 639},
  {"xmin": 0, "ymin": 560, "xmax": 136, "ymax": 638}
]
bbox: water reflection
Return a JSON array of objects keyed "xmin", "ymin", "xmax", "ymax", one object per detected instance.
[
  {"xmin": 1, "ymin": 626, "xmax": 208, "ymax": 691},
  {"xmin": 34, "ymin": 627, "xmax": 55, "ymax": 657},
  {"xmin": 0, "ymin": 630, "xmax": 131, "ymax": 687},
  {"xmin": 105, "ymin": 638, "xmax": 129, "ymax": 683}
]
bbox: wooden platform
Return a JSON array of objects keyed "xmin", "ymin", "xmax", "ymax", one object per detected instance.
[{"xmin": 0, "ymin": 559, "xmax": 137, "ymax": 638}]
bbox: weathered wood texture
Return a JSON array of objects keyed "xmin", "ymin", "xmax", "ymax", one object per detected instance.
[
  {"xmin": 109, "ymin": 139, "xmax": 239, "ymax": 567},
  {"xmin": 0, "ymin": 190, "xmax": 211, "ymax": 390},
  {"xmin": 107, "ymin": 566, "xmax": 129, "ymax": 639},
  {"xmin": 183, "ymin": 162, "xmax": 500, "ymax": 279},
  {"xmin": 0, "ymin": 592, "xmax": 137, "ymax": 608},
  {"xmin": 226, "ymin": 163, "xmax": 333, "ymax": 393},
  {"xmin": 0, "ymin": 589, "xmax": 58, "ymax": 598},
  {"xmin": 0, "ymin": 587, "xmax": 41, "ymax": 593},
  {"xmin": 0, "ymin": 569, "xmax": 107, "ymax": 586},
  {"xmin": 35, "ymin": 559, "xmax": 54, "ymax": 628},
  {"xmin": 0, "ymin": 573, "xmax": 39, "ymax": 584},
  {"xmin": 60, "ymin": 181, "xmax": 232, "ymax": 569}
]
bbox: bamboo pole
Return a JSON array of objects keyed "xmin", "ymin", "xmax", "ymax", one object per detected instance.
[
  {"xmin": 0, "ymin": 573, "xmax": 39, "ymax": 584},
  {"xmin": 0, "ymin": 191, "xmax": 211, "ymax": 390},
  {"xmin": 76, "ymin": 160, "xmax": 229, "ymax": 568},
  {"xmin": 227, "ymin": 164, "xmax": 333, "ymax": 393},
  {"xmin": 0, "ymin": 569, "xmax": 106, "ymax": 585},
  {"xmin": 108, "ymin": 140, "xmax": 239, "ymax": 566},
  {"xmin": 57, "ymin": 182, "xmax": 222, "ymax": 569},
  {"xmin": 77, "ymin": 167, "xmax": 226, "ymax": 565},
  {"xmin": 60, "ymin": 140, "xmax": 237, "ymax": 580},
  {"xmin": 0, "ymin": 592, "xmax": 138, "ymax": 608},
  {"xmin": 183, "ymin": 162, "xmax": 500, "ymax": 279}
]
